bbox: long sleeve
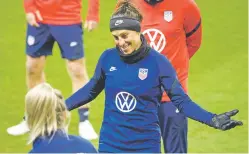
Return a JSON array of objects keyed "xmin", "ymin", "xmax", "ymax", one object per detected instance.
[
  {"xmin": 24, "ymin": 0, "xmax": 37, "ymax": 13},
  {"xmin": 66, "ymin": 53, "xmax": 106, "ymax": 111},
  {"xmin": 183, "ymin": 0, "xmax": 202, "ymax": 59},
  {"xmin": 157, "ymin": 55, "xmax": 215, "ymax": 125},
  {"xmin": 86, "ymin": 0, "xmax": 100, "ymax": 22}
]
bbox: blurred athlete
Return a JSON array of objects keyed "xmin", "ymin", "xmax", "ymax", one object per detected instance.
[
  {"xmin": 25, "ymin": 83, "xmax": 98, "ymax": 153},
  {"xmin": 66, "ymin": 1, "xmax": 242, "ymax": 152},
  {"xmin": 117, "ymin": 0, "xmax": 202, "ymax": 152},
  {"xmin": 7, "ymin": 0, "xmax": 99, "ymax": 140}
]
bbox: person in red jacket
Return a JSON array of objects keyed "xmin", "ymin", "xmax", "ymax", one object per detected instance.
[
  {"xmin": 116, "ymin": 0, "xmax": 202, "ymax": 152},
  {"xmin": 7, "ymin": 0, "xmax": 99, "ymax": 140}
]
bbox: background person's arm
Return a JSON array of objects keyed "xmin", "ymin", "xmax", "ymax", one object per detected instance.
[{"xmin": 183, "ymin": 0, "xmax": 202, "ymax": 59}]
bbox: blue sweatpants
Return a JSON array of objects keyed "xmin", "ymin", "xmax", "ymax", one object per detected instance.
[{"xmin": 158, "ymin": 102, "xmax": 188, "ymax": 153}]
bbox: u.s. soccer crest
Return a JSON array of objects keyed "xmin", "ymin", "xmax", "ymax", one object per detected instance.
[
  {"xmin": 138, "ymin": 68, "xmax": 148, "ymax": 80},
  {"xmin": 164, "ymin": 11, "xmax": 173, "ymax": 22}
]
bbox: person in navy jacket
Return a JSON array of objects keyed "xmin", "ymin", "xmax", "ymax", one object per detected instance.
[
  {"xmin": 25, "ymin": 83, "xmax": 97, "ymax": 153},
  {"xmin": 66, "ymin": 1, "xmax": 243, "ymax": 153}
]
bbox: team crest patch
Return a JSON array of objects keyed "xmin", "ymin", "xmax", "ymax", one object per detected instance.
[
  {"xmin": 164, "ymin": 11, "xmax": 173, "ymax": 22},
  {"xmin": 138, "ymin": 68, "xmax": 148, "ymax": 80},
  {"xmin": 27, "ymin": 35, "xmax": 35, "ymax": 46}
]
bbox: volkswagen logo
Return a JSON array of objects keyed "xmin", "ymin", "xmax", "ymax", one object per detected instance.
[
  {"xmin": 142, "ymin": 28, "xmax": 166, "ymax": 53},
  {"xmin": 115, "ymin": 91, "xmax": 137, "ymax": 112}
]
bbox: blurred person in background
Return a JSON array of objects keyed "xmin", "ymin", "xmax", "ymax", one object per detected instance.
[
  {"xmin": 25, "ymin": 83, "xmax": 98, "ymax": 153},
  {"xmin": 7, "ymin": 0, "xmax": 99, "ymax": 140}
]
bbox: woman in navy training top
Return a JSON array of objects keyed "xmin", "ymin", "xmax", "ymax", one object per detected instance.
[{"xmin": 65, "ymin": 1, "xmax": 243, "ymax": 153}]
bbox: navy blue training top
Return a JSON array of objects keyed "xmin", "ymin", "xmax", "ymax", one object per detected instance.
[
  {"xmin": 66, "ymin": 47, "xmax": 215, "ymax": 152},
  {"xmin": 29, "ymin": 130, "xmax": 97, "ymax": 153}
]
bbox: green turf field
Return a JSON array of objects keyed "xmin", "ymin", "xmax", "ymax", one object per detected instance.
[{"xmin": 0, "ymin": 0, "xmax": 248, "ymax": 153}]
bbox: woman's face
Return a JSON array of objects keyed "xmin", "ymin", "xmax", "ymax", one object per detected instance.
[{"xmin": 111, "ymin": 30, "xmax": 141, "ymax": 54}]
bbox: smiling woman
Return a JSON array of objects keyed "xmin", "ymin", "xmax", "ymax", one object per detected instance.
[
  {"xmin": 111, "ymin": 30, "xmax": 141, "ymax": 54},
  {"xmin": 110, "ymin": 3, "xmax": 143, "ymax": 54},
  {"xmin": 65, "ymin": 1, "xmax": 242, "ymax": 153}
]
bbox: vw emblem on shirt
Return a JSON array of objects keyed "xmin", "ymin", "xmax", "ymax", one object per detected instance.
[
  {"xmin": 115, "ymin": 92, "xmax": 137, "ymax": 112},
  {"xmin": 142, "ymin": 28, "xmax": 166, "ymax": 53}
]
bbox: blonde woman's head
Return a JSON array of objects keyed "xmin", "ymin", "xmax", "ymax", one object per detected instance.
[{"xmin": 25, "ymin": 83, "xmax": 70, "ymax": 144}]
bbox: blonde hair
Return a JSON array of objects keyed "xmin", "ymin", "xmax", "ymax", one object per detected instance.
[
  {"xmin": 113, "ymin": 0, "xmax": 143, "ymax": 22},
  {"xmin": 25, "ymin": 83, "xmax": 70, "ymax": 144}
]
